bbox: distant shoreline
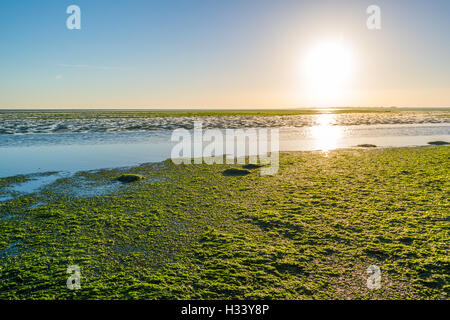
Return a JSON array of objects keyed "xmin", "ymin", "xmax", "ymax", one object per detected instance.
[
  {"xmin": 1, "ymin": 107, "xmax": 450, "ymax": 113},
  {"xmin": 0, "ymin": 107, "xmax": 449, "ymax": 121}
]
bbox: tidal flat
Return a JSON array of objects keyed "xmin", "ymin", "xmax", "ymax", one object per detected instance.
[
  {"xmin": 1, "ymin": 109, "xmax": 448, "ymax": 134},
  {"xmin": 0, "ymin": 146, "xmax": 448, "ymax": 299}
]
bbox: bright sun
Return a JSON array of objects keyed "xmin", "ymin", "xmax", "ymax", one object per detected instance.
[{"xmin": 303, "ymin": 40, "xmax": 355, "ymax": 106}]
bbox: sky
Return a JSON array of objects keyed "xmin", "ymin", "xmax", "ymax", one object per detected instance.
[{"xmin": 0, "ymin": 0, "xmax": 449, "ymax": 109}]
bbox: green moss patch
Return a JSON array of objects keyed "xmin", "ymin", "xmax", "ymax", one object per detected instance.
[{"xmin": 0, "ymin": 147, "xmax": 448, "ymax": 299}]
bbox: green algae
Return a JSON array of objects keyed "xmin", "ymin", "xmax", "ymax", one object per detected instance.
[{"xmin": 0, "ymin": 147, "xmax": 448, "ymax": 299}]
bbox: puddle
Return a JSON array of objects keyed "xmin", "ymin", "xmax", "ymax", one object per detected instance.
[
  {"xmin": 0, "ymin": 241, "xmax": 24, "ymax": 258},
  {"xmin": 146, "ymin": 177, "xmax": 167, "ymax": 183},
  {"xmin": 11, "ymin": 173, "xmax": 64, "ymax": 194},
  {"xmin": 0, "ymin": 169, "xmax": 158, "ymax": 201},
  {"xmin": 51, "ymin": 176, "xmax": 123, "ymax": 198},
  {"xmin": 27, "ymin": 202, "xmax": 47, "ymax": 209},
  {"xmin": 0, "ymin": 172, "xmax": 67, "ymax": 202},
  {"xmin": 0, "ymin": 213, "xmax": 17, "ymax": 221},
  {"xmin": 0, "ymin": 194, "xmax": 14, "ymax": 202}
]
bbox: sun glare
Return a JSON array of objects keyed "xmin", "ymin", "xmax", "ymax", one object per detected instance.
[
  {"xmin": 310, "ymin": 114, "xmax": 342, "ymax": 152},
  {"xmin": 303, "ymin": 40, "xmax": 355, "ymax": 106}
]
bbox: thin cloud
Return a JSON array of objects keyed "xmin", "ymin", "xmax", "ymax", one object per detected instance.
[{"xmin": 57, "ymin": 64, "xmax": 129, "ymax": 71}]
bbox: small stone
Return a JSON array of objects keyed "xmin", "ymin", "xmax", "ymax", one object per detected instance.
[
  {"xmin": 427, "ymin": 141, "xmax": 449, "ymax": 145},
  {"xmin": 356, "ymin": 144, "xmax": 377, "ymax": 148}
]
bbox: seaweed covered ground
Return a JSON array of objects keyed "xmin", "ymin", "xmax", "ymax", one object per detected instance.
[{"xmin": 0, "ymin": 147, "xmax": 448, "ymax": 299}]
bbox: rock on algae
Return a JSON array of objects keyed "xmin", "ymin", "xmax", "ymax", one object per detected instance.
[
  {"xmin": 222, "ymin": 168, "xmax": 251, "ymax": 176},
  {"xmin": 116, "ymin": 174, "xmax": 145, "ymax": 183},
  {"xmin": 427, "ymin": 141, "xmax": 449, "ymax": 145},
  {"xmin": 242, "ymin": 164, "xmax": 264, "ymax": 169},
  {"xmin": 356, "ymin": 144, "xmax": 377, "ymax": 148}
]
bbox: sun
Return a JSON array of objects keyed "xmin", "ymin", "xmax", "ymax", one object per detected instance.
[{"xmin": 303, "ymin": 40, "xmax": 355, "ymax": 106}]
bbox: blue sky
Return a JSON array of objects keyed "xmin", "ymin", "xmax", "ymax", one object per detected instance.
[{"xmin": 0, "ymin": 0, "xmax": 449, "ymax": 108}]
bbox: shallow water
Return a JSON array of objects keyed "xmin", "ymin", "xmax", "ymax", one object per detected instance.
[
  {"xmin": 27, "ymin": 202, "xmax": 47, "ymax": 209},
  {"xmin": 0, "ymin": 113, "xmax": 448, "ymax": 179},
  {"xmin": 0, "ymin": 213, "xmax": 17, "ymax": 221},
  {"xmin": 0, "ymin": 241, "xmax": 25, "ymax": 258},
  {"xmin": 0, "ymin": 111, "xmax": 448, "ymax": 134},
  {"xmin": 51, "ymin": 176, "xmax": 124, "ymax": 198},
  {"xmin": 10, "ymin": 173, "xmax": 63, "ymax": 194},
  {"xmin": 0, "ymin": 172, "xmax": 68, "ymax": 202}
]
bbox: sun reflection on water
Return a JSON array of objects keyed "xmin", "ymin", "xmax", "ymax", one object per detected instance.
[{"xmin": 310, "ymin": 114, "xmax": 342, "ymax": 152}]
